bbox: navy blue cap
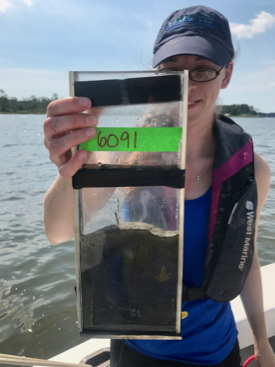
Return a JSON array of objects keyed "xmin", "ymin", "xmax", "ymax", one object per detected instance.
[{"xmin": 153, "ymin": 6, "xmax": 234, "ymax": 68}]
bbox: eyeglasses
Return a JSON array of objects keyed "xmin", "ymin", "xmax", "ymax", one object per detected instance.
[
  {"xmin": 189, "ymin": 66, "xmax": 225, "ymax": 82},
  {"xmin": 161, "ymin": 66, "xmax": 224, "ymax": 83}
]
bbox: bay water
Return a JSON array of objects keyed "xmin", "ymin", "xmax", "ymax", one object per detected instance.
[{"xmin": 0, "ymin": 115, "xmax": 274, "ymax": 359}]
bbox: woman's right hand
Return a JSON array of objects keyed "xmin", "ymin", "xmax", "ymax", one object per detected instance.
[{"xmin": 44, "ymin": 96, "xmax": 99, "ymax": 178}]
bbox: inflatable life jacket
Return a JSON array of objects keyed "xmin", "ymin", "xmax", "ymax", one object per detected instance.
[{"xmin": 182, "ymin": 115, "xmax": 257, "ymax": 302}]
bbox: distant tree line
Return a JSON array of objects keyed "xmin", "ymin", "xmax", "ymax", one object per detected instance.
[
  {"xmin": 257, "ymin": 112, "xmax": 275, "ymax": 118},
  {"xmin": 220, "ymin": 104, "xmax": 275, "ymax": 117},
  {"xmin": 0, "ymin": 91, "xmax": 273, "ymax": 117},
  {"xmin": 220, "ymin": 104, "xmax": 258, "ymax": 117},
  {"xmin": 0, "ymin": 90, "xmax": 58, "ymax": 114}
]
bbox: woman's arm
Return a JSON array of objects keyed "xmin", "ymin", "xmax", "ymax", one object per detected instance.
[
  {"xmin": 44, "ymin": 174, "xmax": 76, "ymax": 244},
  {"xmin": 43, "ymin": 98, "xmax": 116, "ymax": 244},
  {"xmin": 240, "ymin": 153, "xmax": 275, "ymax": 366},
  {"xmin": 43, "ymin": 97, "xmax": 97, "ymax": 244}
]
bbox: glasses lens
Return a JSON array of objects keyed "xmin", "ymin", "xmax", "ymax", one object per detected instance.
[{"xmin": 190, "ymin": 69, "xmax": 217, "ymax": 82}]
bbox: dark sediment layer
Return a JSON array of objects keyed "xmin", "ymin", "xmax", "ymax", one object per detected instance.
[{"xmin": 79, "ymin": 222, "xmax": 180, "ymax": 332}]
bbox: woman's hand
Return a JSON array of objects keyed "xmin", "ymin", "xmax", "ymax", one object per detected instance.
[
  {"xmin": 44, "ymin": 96, "xmax": 99, "ymax": 178},
  {"xmin": 255, "ymin": 341, "xmax": 275, "ymax": 366}
]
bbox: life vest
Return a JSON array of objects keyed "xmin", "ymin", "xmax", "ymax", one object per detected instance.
[{"xmin": 182, "ymin": 115, "xmax": 257, "ymax": 302}]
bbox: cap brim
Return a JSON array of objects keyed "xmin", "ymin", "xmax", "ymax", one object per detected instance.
[{"xmin": 152, "ymin": 35, "xmax": 230, "ymax": 68}]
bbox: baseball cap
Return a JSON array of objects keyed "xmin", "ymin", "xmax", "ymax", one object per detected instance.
[{"xmin": 152, "ymin": 6, "xmax": 234, "ymax": 68}]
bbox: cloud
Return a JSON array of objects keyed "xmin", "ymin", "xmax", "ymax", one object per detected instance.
[
  {"xmin": 230, "ymin": 11, "xmax": 275, "ymax": 39},
  {"xmin": 0, "ymin": 0, "xmax": 33, "ymax": 12},
  {"xmin": 0, "ymin": 0, "xmax": 12, "ymax": 12}
]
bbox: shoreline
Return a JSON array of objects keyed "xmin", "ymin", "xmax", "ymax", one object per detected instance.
[
  {"xmin": 0, "ymin": 111, "xmax": 46, "ymax": 115},
  {"xmin": 0, "ymin": 112, "xmax": 274, "ymax": 118}
]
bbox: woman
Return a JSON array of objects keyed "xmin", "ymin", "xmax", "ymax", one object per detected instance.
[{"xmin": 43, "ymin": 5, "xmax": 275, "ymax": 366}]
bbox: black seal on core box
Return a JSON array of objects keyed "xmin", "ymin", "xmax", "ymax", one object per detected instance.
[{"xmin": 74, "ymin": 75, "xmax": 181, "ymax": 107}]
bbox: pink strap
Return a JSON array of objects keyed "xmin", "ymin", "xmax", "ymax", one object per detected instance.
[{"xmin": 243, "ymin": 355, "xmax": 255, "ymax": 366}]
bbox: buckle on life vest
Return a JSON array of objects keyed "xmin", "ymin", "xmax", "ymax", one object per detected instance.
[{"xmin": 182, "ymin": 286, "xmax": 204, "ymax": 301}]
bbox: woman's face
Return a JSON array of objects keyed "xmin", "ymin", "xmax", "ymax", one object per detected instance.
[{"xmin": 159, "ymin": 55, "xmax": 233, "ymax": 128}]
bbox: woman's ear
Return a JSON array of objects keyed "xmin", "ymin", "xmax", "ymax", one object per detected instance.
[{"xmin": 221, "ymin": 61, "xmax": 234, "ymax": 89}]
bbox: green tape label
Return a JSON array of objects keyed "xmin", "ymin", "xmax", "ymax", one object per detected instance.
[{"xmin": 80, "ymin": 127, "xmax": 182, "ymax": 152}]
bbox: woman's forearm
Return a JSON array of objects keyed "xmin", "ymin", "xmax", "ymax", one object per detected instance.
[
  {"xmin": 240, "ymin": 253, "xmax": 275, "ymax": 366},
  {"xmin": 43, "ymin": 174, "xmax": 75, "ymax": 244},
  {"xmin": 43, "ymin": 174, "xmax": 116, "ymax": 244},
  {"xmin": 240, "ymin": 254, "xmax": 268, "ymax": 349}
]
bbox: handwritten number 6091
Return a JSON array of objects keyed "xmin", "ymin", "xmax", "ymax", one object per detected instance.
[{"xmin": 97, "ymin": 130, "xmax": 137, "ymax": 149}]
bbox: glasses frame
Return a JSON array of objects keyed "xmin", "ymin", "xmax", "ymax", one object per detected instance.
[{"xmin": 189, "ymin": 66, "xmax": 225, "ymax": 83}]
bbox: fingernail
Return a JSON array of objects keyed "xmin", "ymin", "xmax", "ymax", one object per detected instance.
[
  {"xmin": 78, "ymin": 150, "xmax": 87, "ymax": 159},
  {"xmin": 86, "ymin": 127, "xmax": 96, "ymax": 136},
  {"xmin": 86, "ymin": 115, "xmax": 96, "ymax": 125},
  {"xmin": 78, "ymin": 97, "xmax": 90, "ymax": 106}
]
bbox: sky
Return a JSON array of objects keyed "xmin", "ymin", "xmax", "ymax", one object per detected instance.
[{"xmin": 0, "ymin": 0, "xmax": 274, "ymax": 113}]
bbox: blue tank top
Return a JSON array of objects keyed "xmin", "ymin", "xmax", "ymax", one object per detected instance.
[{"xmin": 125, "ymin": 187, "xmax": 238, "ymax": 364}]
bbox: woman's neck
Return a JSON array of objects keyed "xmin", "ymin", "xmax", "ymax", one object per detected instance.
[
  {"xmin": 186, "ymin": 121, "xmax": 216, "ymax": 159},
  {"xmin": 184, "ymin": 121, "xmax": 216, "ymax": 200}
]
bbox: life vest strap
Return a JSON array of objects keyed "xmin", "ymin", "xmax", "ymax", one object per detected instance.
[{"xmin": 182, "ymin": 285, "xmax": 205, "ymax": 301}]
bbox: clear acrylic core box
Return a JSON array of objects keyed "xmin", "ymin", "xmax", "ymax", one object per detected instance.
[{"xmin": 70, "ymin": 70, "xmax": 188, "ymax": 339}]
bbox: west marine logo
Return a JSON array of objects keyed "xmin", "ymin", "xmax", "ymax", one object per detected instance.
[{"xmin": 238, "ymin": 203, "xmax": 254, "ymax": 271}]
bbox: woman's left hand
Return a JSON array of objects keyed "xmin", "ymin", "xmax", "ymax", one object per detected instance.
[{"xmin": 255, "ymin": 342, "xmax": 275, "ymax": 366}]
